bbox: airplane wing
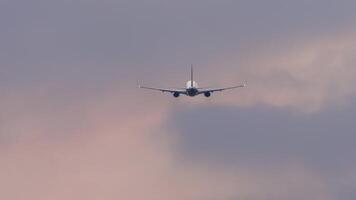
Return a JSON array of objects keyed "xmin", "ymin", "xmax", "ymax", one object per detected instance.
[
  {"xmin": 138, "ymin": 85, "xmax": 186, "ymax": 94},
  {"xmin": 198, "ymin": 82, "xmax": 247, "ymax": 94}
]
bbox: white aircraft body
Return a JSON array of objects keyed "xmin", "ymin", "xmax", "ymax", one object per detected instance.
[{"xmin": 139, "ymin": 66, "xmax": 246, "ymax": 98}]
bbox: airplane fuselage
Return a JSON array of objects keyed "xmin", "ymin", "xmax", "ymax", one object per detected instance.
[
  {"xmin": 186, "ymin": 80, "xmax": 199, "ymax": 96},
  {"xmin": 186, "ymin": 87, "xmax": 199, "ymax": 96}
]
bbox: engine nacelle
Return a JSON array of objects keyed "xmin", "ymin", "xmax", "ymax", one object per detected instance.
[
  {"xmin": 204, "ymin": 92, "xmax": 211, "ymax": 97},
  {"xmin": 173, "ymin": 92, "xmax": 180, "ymax": 98}
]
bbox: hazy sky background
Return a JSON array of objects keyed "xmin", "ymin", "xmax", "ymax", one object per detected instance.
[{"xmin": 1, "ymin": 0, "xmax": 356, "ymax": 199}]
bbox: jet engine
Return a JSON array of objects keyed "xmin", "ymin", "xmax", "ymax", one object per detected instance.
[
  {"xmin": 204, "ymin": 92, "xmax": 211, "ymax": 97},
  {"xmin": 173, "ymin": 92, "xmax": 180, "ymax": 98}
]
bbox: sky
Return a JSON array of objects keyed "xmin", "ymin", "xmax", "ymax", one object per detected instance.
[{"xmin": 1, "ymin": 0, "xmax": 356, "ymax": 199}]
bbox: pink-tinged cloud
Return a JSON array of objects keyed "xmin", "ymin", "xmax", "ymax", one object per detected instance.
[
  {"xmin": 0, "ymin": 89, "xmax": 333, "ymax": 200},
  {"xmin": 2, "ymin": 29, "xmax": 354, "ymax": 200},
  {"xmin": 201, "ymin": 30, "xmax": 356, "ymax": 112}
]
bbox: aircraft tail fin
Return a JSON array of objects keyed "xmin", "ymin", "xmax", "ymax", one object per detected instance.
[{"xmin": 191, "ymin": 64, "xmax": 194, "ymax": 87}]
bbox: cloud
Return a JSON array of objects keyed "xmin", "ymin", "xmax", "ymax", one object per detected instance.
[
  {"xmin": 1, "ymin": 1, "xmax": 356, "ymax": 199},
  {"xmin": 170, "ymin": 104, "xmax": 356, "ymax": 169},
  {"xmin": 1, "ymin": 26, "xmax": 355, "ymax": 200},
  {"xmin": 0, "ymin": 89, "xmax": 334, "ymax": 200},
  {"xmin": 205, "ymin": 30, "xmax": 356, "ymax": 111}
]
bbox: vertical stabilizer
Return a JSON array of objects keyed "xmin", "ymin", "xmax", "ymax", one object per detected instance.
[{"xmin": 191, "ymin": 64, "xmax": 194, "ymax": 87}]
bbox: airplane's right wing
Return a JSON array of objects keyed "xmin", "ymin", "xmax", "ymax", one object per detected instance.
[{"xmin": 198, "ymin": 82, "xmax": 247, "ymax": 94}]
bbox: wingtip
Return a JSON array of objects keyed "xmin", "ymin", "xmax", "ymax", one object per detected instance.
[
  {"xmin": 137, "ymin": 80, "xmax": 142, "ymax": 88},
  {"xmin": 243, "ymin": 81, "xmax": 247, "ymax": 87}
]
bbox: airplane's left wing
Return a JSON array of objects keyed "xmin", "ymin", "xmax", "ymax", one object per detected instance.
[
  {"xmin": 139, "ymin": 85, "xmax": 186, "ymax": 94},
  {"xmin": 198, "ymin": 82, "xmax": 247, "ymax": 94}
]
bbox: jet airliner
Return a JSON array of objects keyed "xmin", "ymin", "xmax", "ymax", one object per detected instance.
[{"xmin": 139, "ymin": 66, "xmax": 246, "ymax": 98}]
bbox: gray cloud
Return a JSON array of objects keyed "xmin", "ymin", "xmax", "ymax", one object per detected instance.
[
  {"xmin": 2, "ymin": 0, "xmax": 356, "ymax": 111},
  {"xmin": 169, "ymin": 103, "xmax": 356, "ymax": 169},
  {"xmin": 2, "ymin": 0, "xmax": 356, "ymax": 81},
  {"xmin": 1, "ymin": 0, "xmax": 356, "ymax": 199},
  {"xmin": 166, "ymin": 102, "xmax": 356, "ymax": 199}
]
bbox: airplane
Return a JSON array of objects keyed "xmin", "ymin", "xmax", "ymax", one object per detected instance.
[{"xmin": 138, "ymin": 65, "xmax": 246, "ymax": 98}]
